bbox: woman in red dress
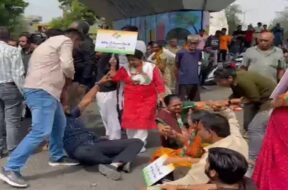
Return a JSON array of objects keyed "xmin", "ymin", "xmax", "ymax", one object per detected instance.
[
  {"xmin": 252, "ymin": 91, "xmax": 288, "ymax": 190},
  {"xmin": 108, "ymin": 49, "xmax": 165, "ymax": 152}
]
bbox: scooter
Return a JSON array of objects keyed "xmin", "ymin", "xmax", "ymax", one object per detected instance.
[{"xmin": 204, "ymin": 53, "xmax": 243, "ymax": 85}]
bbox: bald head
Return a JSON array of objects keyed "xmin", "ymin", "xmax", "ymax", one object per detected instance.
[{"xmin": 258, "ymin": 32, "xmax": 274, "ymax": 50}]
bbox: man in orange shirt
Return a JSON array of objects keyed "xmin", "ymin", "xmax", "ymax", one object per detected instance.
[{"xmin": 219, "ymin": 28, "xmax": 232, "ymax": 62}]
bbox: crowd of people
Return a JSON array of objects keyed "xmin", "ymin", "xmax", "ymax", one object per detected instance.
[{"xmin": 0, "ymin": 19, "xmax": 288, "ymax": 190}]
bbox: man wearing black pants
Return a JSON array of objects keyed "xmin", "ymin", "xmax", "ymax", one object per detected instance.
[{"xmin": 63, "ymin": 84, "xmax": 144, "ymax": 181}]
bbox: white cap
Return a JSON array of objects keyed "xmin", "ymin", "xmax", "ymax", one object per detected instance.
[{"xmin": 136, "ymin": 40, "xmax": 146, "ymax": 55}]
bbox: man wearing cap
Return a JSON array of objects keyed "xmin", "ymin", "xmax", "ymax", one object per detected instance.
[{"xmin": 176, "ymin": 35, "xmax": 202, "ymax": 101}]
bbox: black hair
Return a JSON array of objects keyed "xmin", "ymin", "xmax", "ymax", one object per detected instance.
[
  {"xmin": 163, "ymin": 94, "xmax": 180, "ymax": 106},
  {"xmin": 199, "ymin": 113, "xmax": 230, "ymax": 137},
  {"xmin": 190, "ymin": 110, "xmax": 210, "ymax": 124},
  {"xmin": 45, "ymin": 29, "xmax": 63, "ymax": 38},
  {"xmin": 208, "ymin": 147, "xmax": 248, "ymax": 184},
  {"xmin": 64, "ymin": 28, "xmax": 84, "ymax": 40},
  {"xmin": 30, "ymin": 33, "xmax": 47, "ymax": 45},
  {"xmin": 0, "ymin": 26, "xmax": 10, "ymax": 41},
  {"xmin": 152, "ymin": 41, "xmax": 164, "ymax": 48},
  {"xmin": 121, "ymin": 25, "xmax": 138, "ymax": 32},
  {"xmin": 215, "ymin": 30, "xmax": 222, "ymax": 36},
  {"xmin": 127, "ymin": 49, "xmax": 144, "ymax": 60},
  {"xmin": 74, "ymin": 20, "xmax": 90, "ymax": 34},
  {"xmin": 148, "ymin": 41, "xmax": 155, "ymax": 46},
  {"xmin": 19, "ymin": 33, "xmax": 31, "ymax": 44},
  {"xmin": 214, "ymin": 67, "xmax": 237, "ymax": 80}
]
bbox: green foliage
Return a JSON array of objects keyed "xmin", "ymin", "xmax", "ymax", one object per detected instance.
[
  {"xmin": 225, "ymin": 4, "xmax": 243, "ymax": 34},
  {"xmin": 0, "ymin": 0, "xmax": 28, "ymax": 33},
  {"xmin": 49, "ymin": 0, "xmax": 97, "ymax": 29}
]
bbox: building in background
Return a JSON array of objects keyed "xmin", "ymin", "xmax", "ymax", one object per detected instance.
[{"xmin": 80, "ymin": 0, "xmax": 234, "ymax": 42}]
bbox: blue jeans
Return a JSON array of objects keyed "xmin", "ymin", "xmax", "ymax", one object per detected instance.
[{"xmin": 5, "ymin": 89, "xmax": 66, "ymax": 172}]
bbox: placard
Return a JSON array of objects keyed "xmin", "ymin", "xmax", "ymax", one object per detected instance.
[
  {"xmin": 95, "ymin": 29, "xmax": 138, "ymax": 55},
  {"xmin": 143, "ymin": 155, "xmax": 175, "ymax": 187}
]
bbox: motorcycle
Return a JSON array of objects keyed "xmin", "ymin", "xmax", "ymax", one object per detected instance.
[{"xmin": 203, "ymin": 53, "xmax": 244, "ymax": 86}]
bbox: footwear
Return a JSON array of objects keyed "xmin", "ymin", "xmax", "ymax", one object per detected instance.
[
  {"xmin": 49, "ymin": 156, "xmax": 79, "ymax": 167},
  {"xmin": 0, "ymin": 168, "xmax": 28, "ymax": 188},
  {"xmin": 98, "ymin": 164, "xmax": 122, "ymax": 181},
  {"xmin": 122, "ymin": 162, "xmax": 131, "ymax": 173}
]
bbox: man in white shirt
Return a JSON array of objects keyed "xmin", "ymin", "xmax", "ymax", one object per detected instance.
[{"xmin": 0, "ymin": 27, "xmax": 25, "ymax": 158}]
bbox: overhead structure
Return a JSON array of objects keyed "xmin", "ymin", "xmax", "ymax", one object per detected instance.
[{"xmin": 80, "ymin": 0, "xmax": 235, "ymax": 21}]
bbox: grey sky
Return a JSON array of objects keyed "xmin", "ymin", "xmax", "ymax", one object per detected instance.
[{"xmin": 25, "ymin": 0, "xmax": 288, "ymax": 25}]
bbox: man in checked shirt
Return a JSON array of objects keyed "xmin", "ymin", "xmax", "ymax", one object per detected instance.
[{"xmin": 0, "ymin": 27, "xmax": 25, "ymax": 159}]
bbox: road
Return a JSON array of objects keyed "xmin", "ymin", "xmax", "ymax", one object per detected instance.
[{"xmin": 0, "ymin": 87, "xmax": 243, "ymax": 190}]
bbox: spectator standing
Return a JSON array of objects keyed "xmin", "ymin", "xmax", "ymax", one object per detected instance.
[
  {"xmin": 262, "ymin": 25, "xmax": 269, "ymax": 33},
  {"xmin": 166, "ymin": 38, "xmax": 180, "ymax": 54},
  {"xmin": 197, "ymin": 29, "xmax": 208, "ymax": 51},
  {"xmin": 69, "ymin": 21, "xmax": 96, "ymax": 107},
  {"xmin": 254, "ymin": 22, "xmax": 263, "ymax": 45},
  {"xmin": 0, "ymin": 29, "xmax": 82, "ymax": 188},
  {"xmin": 219, "ymin": 28, "xmax": 232, "ymax": 62},
  {"xmin": 176, "ymin": 35, "xmax": 202, "ymax": 101},
  {"xmin": 233, "ymin": 25, "xmax": 246, "ymax": 54},
  {"xmin": 0, "ymin": 27, "xmax": 25, "ymax": 158},
  {"xmin": 242, "ymin": 32, "xmax": 286, "ymax": 83},
  {"xmin": 205, "ymin": 31, "xmax": 221, "ymax": 65},
  {"xmin": 272, "ymin": 23, "xmax": 284, "ymax": 47},
  {"xmin": 245, "ymin": 25, "xmax": 255, "ymax": 48},
  {"xmin": 18, "ymin": 33, "xmax": 34, "ymax": 76},
  {"xmin": 95, "ymin": 54, "xmax": 121, "ymax": 140}
]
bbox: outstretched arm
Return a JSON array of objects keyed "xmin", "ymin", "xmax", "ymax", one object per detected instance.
[
  {"xmin": 77, "ymin": 85, "xmax": 100, "ymax": 113},
  {"xmin": 77, "ymin": 75, "xmax": 110, "ymax": 113}
]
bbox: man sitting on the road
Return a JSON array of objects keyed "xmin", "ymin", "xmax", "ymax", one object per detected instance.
[
  {"xmin": 161, "ymin": 147, "xmax": 257, "ymax": 190},
  {"xmin": 144, "ymin": 107, "xmax": 248, "ymax": 190},
  {"xmin": 63, "ymin": 83, "xmax": 144, "ymax": 181}
]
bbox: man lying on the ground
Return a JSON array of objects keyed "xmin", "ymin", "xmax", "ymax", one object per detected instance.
[
  {"xmin": 143, "ymin": 106, "xmax": 248, "ymax": 190},
  {"xmin": 63, "ymin": 84, "xmax": 144, "ymax": 181}
]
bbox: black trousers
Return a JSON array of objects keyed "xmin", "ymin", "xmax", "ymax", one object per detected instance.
[
  {"xmin": 218, "ymin": 49, "xmax": 227, "ymax": 62},
  {"xmin": 243, "ymin": 103, "xmax": 260, "ymax": 131},
  {"xmin": 178, "ymin": 84, "xmax": 200, "ymax": 101},
  {"xmin": 72, "ymin": 139, "xmax": 143, "ymax": 165}
]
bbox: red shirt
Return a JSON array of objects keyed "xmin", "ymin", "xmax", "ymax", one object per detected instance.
[{"xmin": 245, "ymin": 31, "xmax": 254, "ymax": 43}]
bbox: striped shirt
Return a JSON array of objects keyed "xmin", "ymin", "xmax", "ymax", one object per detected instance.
[{"xmin": 0, "ymin": 41, "xmax": 25, "ymax": 91}]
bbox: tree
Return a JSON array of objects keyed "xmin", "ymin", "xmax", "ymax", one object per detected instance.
[
  {"xmin": 0, "ymin": 0, "xmax": 28, "ymax": 32},
  {"xmin": 225, "ymin": 4, "xmax": 243, "ymax": 34},
  {"xmin": 49, "ymin": 0, "xmax": 97, "ymax": 29}
]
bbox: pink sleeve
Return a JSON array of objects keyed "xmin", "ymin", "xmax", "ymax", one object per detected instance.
[
  {"xmin": 153, "ymin": 67, "xmax": 165, "ymax": 93},
  {"xmin": 112, "ymin": 68, "xmax": 126, "ymax": 82}
]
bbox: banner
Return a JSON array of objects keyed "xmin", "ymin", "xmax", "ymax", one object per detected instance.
[{"xmin": 95, "ymin": 29, "xmax": 138, "ymax": 54}]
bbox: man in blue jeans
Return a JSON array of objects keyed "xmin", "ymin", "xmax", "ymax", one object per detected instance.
[{"xmin": 0, "ymin": 29, "xmax": 83, "ymax": 188}]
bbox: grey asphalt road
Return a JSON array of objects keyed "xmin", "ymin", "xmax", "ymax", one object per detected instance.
[{"xmin": 0, "ymin": 87, "xmax": 243, "ymax": 190}]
